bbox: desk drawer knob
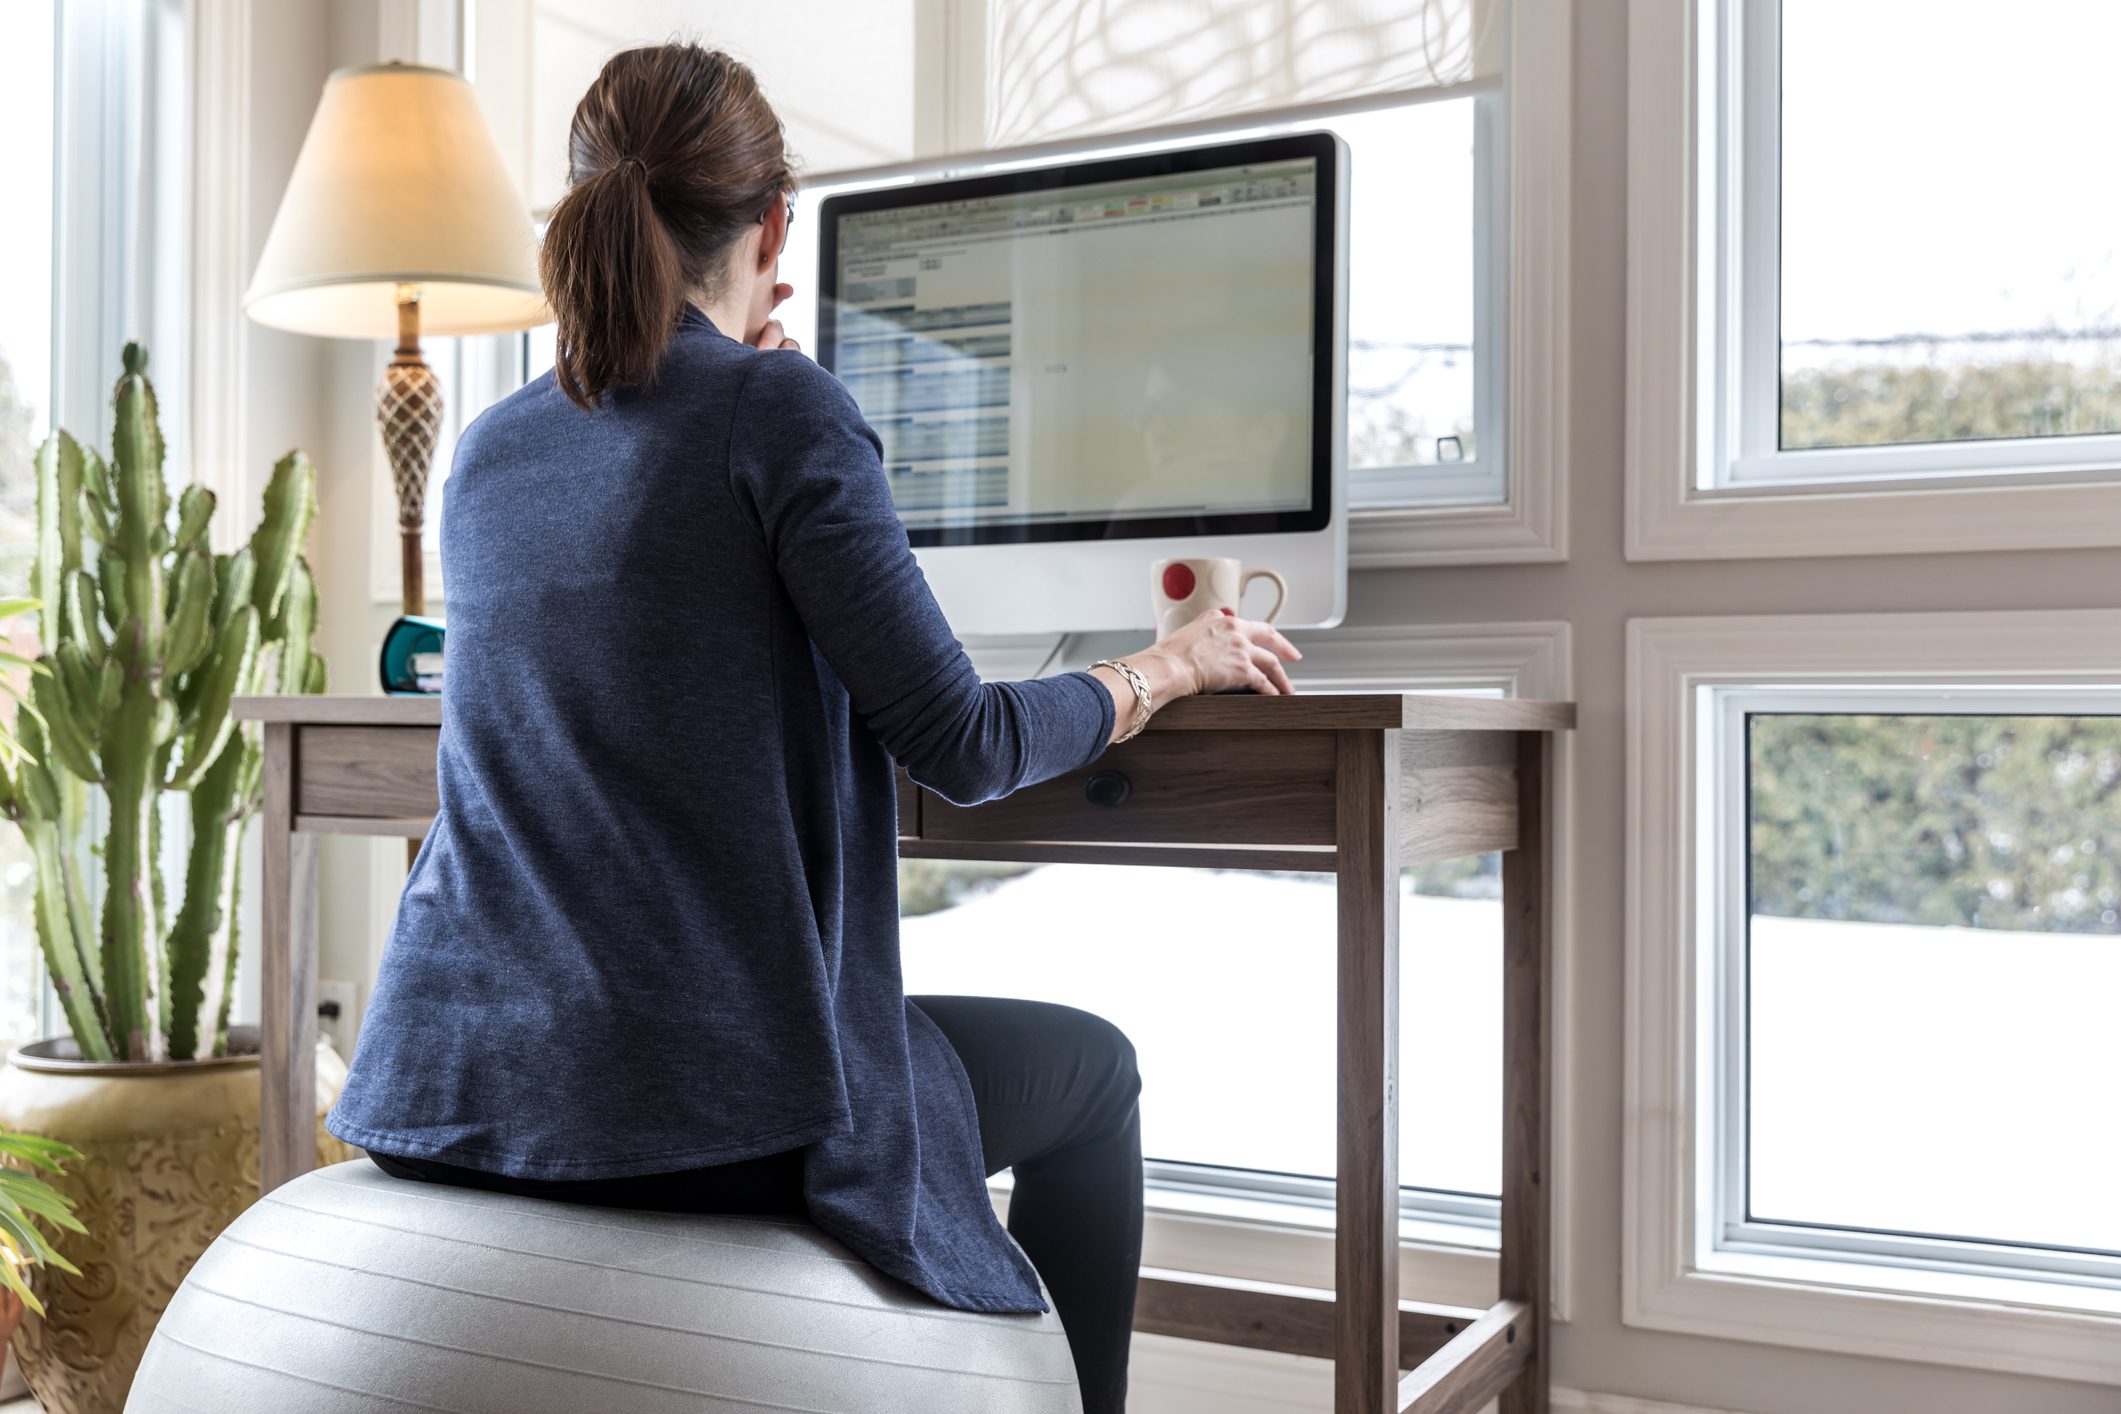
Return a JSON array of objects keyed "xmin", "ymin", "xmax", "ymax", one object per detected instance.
[{"xmin": 1083, "ymin": 771, "xmax": 1132, "ymax": 808}]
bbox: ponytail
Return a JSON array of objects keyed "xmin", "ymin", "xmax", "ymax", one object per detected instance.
[
  {"xmin": 539, "ymin": 45, "xmax": 795, "ymax": 411},
  {"xmin": 541, "ymin": 160, "xmax": 686, "ymax": 410}
]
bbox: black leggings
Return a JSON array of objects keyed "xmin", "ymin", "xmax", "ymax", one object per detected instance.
[{"xmin": 368, "ymin": 996, "xmax": 1144, "ymax": 1413}]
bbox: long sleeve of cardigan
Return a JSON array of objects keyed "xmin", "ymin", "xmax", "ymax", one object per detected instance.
[{"xmin": 726, "ymin": 352, "xmax": 1114, "ymax": 806}]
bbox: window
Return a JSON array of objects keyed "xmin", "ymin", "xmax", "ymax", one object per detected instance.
[
  {"xmin": 0, "ymin": 2, "xmax": 57, "ymax": 1046},
  {"xmin": 902, "ymin": 852, "xmax": 1503, "ymax": 1225},
  {"xmin": 782, "ymin": 95, "xmax": 1501, "ymax": 511},
  {"xmin": 1719, "ymin": 0, "xmax": 2121, "ymax": 487},
  {"xmin": 0, "ymin": 2, "xmax": 180, "ymax": 1042},
  {"xmin": 1628, "ymin": 611, "xmax": 2121, "ymax": 1385},
  {"xmin": 1626, "ymin": 0, "xmax": 2121, "ymax": 558},
  {"xmin": 1726, "ymin": 698, "xmax": 2121, "ymax": 1274},
  {"xmin": 1772, "ymin": 5, "xmax": 2121, "ymax": 466}
]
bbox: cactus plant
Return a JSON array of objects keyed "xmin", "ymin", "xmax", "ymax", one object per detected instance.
[{"xmin": 0, "ymin": 343, "xmax": 324, "ymax": 1062}]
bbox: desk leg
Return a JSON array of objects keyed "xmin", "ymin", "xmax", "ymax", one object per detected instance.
[
  {"xmin": 260, "ymin": 722, "xmax": 320, "ymax": 1194},
  {"xmin": 1335, "ymin": 729, "xmax": 1400, "ymax": 1413},
  {"xmin": 1499, "ymin": 732, "xmax": 1551, "ymax": 1414}
]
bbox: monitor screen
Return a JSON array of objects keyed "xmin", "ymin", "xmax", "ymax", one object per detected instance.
[{"xmin": 817, "ymin": 134, "xmax": 1338, "ymax": 547}]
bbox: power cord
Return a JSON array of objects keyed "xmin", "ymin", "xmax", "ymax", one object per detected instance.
[{"xmin": 1029, "ymin": 633, "xmax": 1072, "ymax": 679}]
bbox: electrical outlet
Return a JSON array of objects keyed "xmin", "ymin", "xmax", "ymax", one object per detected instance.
[{"xmin": 317, "ymin": 979, "xmax": 359, "ymax": 1059}]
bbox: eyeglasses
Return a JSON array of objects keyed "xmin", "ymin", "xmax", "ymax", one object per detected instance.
[{"xmin": 760, "ymin": 194, "xmax": 796, "ymax": 228}]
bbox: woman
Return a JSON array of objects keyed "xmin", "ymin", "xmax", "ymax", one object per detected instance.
[{"xmin": 327, "ymin": 43, "xmax": 1299, "ymax": 1412}]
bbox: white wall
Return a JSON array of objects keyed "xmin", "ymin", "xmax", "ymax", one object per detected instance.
[{"xmin": 259, "ymin": 3, "xmax": 2121, "ymax": 1411}]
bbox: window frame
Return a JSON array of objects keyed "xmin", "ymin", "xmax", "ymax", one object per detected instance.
[
  {"xmin": 1712, "ymin": 684, "xmax": 2121, "ymax": 1289},
  {"xmin": 1627, "ymin": 610, "xmax": 2121, "ymax": 1385},
  {"xmin": 1343, "ymin": 86, "xmax": 1507, "ymax": 516},
  {"xmin": 1335, "ymin": 0, "xmax": 1573, "ymax": 569},
  {"xmin": 33, "ymin": 0, "xmax": 190, "ymax": 1043},
  {"xmin": 1626, "ymin": 0, "xmax": 2121, "ymax": 561}
]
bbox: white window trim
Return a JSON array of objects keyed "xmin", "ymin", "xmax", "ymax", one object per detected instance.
[
  {"xmin": 1626, "ymin": 0, "xmax": 2121, "ymax": 561},
  {"xmin": 1349, "ymin": 0, "xmax": 1569, "ymax": 569},
  {"xmin": 969, "ymin": 621, "xmax": 1576, "ymax": 1320},
  {"xmin": 189, "ymin": 0, "xmax": 252, "ymax": 549},
  {"xmin": 55, "ymin": 0, "xmax": 188, "ymax": 449},
  {"xmin": 1625, "ymin": 609, "xmax": 2121, "ymax": 1385}
]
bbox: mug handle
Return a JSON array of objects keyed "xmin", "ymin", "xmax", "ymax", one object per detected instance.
[{"xmin": 1242, "ymin": 568, "xmax": 1288, "ymax": 623}]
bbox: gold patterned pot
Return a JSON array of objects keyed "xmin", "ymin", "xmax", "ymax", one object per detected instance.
[{"xmin": 0, "ymin": 1026, "xmax": 351, "ymax": 1414}]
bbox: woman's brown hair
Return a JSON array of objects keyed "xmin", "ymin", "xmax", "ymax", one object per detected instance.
[{"xmin": 540, "ymin": 44, "xmax": 794, "ymax": 409}]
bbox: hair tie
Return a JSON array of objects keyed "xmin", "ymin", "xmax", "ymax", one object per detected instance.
[{"xmin": 616, "ymin": 155, "xmax": 649, "ymax": 180}]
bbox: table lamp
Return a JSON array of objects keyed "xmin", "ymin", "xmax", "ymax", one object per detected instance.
[{"xmin": 245, "ymin": 62, "xmax": 550, "ymax": 615}]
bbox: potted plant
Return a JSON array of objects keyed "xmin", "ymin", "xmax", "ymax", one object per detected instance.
[
  {"xmin": 0, "ymin": 1128, "xmax": 86, "ymax": 1379},
  {"xmin": 0, "ymin": 344, "xmax": 351, "ymax": 1414}
]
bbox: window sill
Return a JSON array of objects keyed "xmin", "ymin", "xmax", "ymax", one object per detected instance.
[
  {"xmin": 1141, "ymin": 1179, "xmax": 1501, "ymax": 1256},
  {"xmin": 990, "ymin": 1176, "xmax": 1505, "ymax": 1314},
  {"xmin": 1707, "ymin": 1245, "xmax": 2121, "ymax": 1320},
  {"xmin": 1625, "ymin": 464, "xmax": 2121, "ymax": 562},
  {"xmin": 1627, "ymin": 1244, "xmax": 2121, "ymax": 1387},
  {"xmin": 1349, "ymin": 497, "xmax": 1566, "ymax": 568}
]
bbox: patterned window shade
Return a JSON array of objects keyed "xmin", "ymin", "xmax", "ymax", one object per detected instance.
[
  {"xmin": 521, "ymin": 0, "xmax": 919, "ymax": 211},
  {"xmin": 985, "ymin": 0, "xmax": 1501, "ymax": 149}
]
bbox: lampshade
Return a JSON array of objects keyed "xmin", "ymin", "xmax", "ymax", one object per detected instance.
[{"xmin": 245, "ymin": 62, "xmax": 551, "ymax": 339}]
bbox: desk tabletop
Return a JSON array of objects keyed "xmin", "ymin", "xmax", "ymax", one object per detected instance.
[{"xmin": 234, "ymin": 692, "xmax": 1574, "ymax": 732}]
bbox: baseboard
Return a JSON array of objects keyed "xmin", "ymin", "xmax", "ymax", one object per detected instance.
[
  {"xmin": 1129, "ymin": 1336, "xmax": 1750, "ymax": 1414},
  {"xmin": 1553, "ymin": 1390, "xmax": 1754, "ymax": 1414}
]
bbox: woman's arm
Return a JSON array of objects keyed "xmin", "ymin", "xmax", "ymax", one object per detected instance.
[
  {"xmin": 728, "ymin": 356, "xmax": 1302, "ymax": 789},
  {"xmin": 727, "ymin": 354, "xmax": 1115, "ymax": 804}
]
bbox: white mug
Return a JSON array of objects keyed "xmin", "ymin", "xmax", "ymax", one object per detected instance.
[{"xmin": 1151, "ymin": 557, "xmax": 1288, "ymax": 639}]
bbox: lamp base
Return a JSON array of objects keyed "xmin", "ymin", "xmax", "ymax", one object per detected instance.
[{"xmin": 378, "ymin": 291, "xmax": 441, "ymax": 617}]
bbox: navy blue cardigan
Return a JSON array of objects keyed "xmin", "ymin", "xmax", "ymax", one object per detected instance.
[{"xmin": 328, "ymin": 307, "xmax": 1115, "ymax": 1312}]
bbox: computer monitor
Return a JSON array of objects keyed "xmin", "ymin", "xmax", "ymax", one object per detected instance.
[{"xmin": 817, "ymin": 132, "xmax": 1347, "ymax": 637}]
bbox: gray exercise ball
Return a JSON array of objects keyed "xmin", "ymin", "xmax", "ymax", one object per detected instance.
[{"xmin": 127, "ymin": 1158, "xmax": 1080, "ymax": 1413}]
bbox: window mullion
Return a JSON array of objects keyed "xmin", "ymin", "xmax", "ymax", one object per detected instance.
[
  {"xmin": 1472, "ymin": 84, "xmax": 1505, "ymax": 505},
  {"xmin": 1731, "ymin": 0, "xmax": 1781, "ymax": 467}
]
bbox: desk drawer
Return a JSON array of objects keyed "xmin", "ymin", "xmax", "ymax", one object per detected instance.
[
  {"xmin": 296, "ymin": 726, "xmax": 441, "ymax": 820},
  {"xmin": 918, "ymin": 730, "xmax": 1336, "ymax": 847}
]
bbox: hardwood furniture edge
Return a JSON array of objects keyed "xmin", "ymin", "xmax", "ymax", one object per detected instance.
[
  {"xmin": 1498, "ymin": 733, "xmax": 1553, "ymax": 1414},
  {"xmin": 1335, "ymin": 728, "xmax": 1401, "ymax": 1411},
  {"xmin": 236, "ymin": 694, "xmax": 442, "ymax": 724},
  {"xmin": 296, "ymin": 814, "xmax": 435, "ymax": 838},
  {"xmin": 1151, "ymin": 695, "xmax": 1574, "ymax": 732},
  {"xmin": 258, "ymin": 721, "xmax": 319, "ymax": 1195},
  {"xmin": 1396, "ymin": 1298, "xmax": 1532, "ymax": 1414},
  {"xmin": 239, "ymin": 693, "xmax": 1576, "ymax": 733},
  {"xmin": 1135, "ymin": 1268, "xmax": 1478, "ymax": 1367},
  {"xmin": 897, "ymin": 839, "xmax": 1340, "ymax": 871}
]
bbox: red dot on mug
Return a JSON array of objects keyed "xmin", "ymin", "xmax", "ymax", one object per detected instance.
[{"xmin": 1162, "ymin": 564, "xmax": 1196, "ymax": 600}]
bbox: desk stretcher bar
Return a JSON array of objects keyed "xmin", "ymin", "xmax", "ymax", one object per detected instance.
[{"xmin": 234, "ymin": 693, "xmax": 1571, "ymax": 1414}]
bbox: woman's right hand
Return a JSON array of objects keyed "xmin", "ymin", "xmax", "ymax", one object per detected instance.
[
  {"xmin": 1145, "ymin": 609, "xmax": 1301, "ymax": 697},
  {"xmin": 1089, "ymin": 610, "xmax": 1302, "ymax": 743}
]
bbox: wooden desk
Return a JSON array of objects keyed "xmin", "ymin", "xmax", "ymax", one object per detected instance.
[{"xmin": 235, "ymin": 691, "xmax": 1573, "ymax": 1414}]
